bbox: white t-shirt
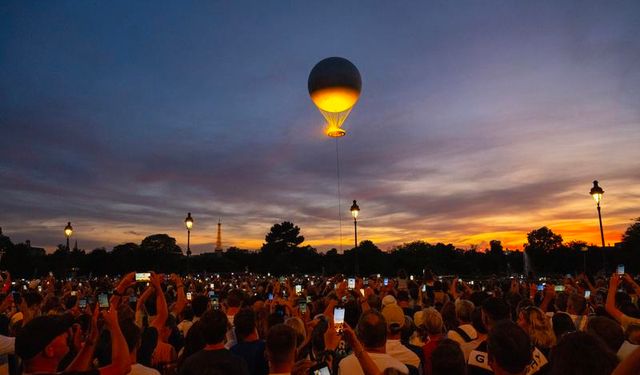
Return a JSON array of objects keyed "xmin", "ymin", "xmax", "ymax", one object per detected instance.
[
  {"xmin": 618, "ymin": 340, "xmax": 640, "ymax": 361},
  {"xmin": 128, "ymin": 363, "xmax": 160, "ymax": 375},
  {"xmin": 385, "ymin": 340, "xmax": 421, "ymax": 369},
  {"xmin": 338, "ymin": 351, "xmax": 408, "ymax": 375}
]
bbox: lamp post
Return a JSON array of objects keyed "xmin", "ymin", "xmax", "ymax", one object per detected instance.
[
  {"xmin": 589, "ymin": 181, "xmax": 606, "ymax": 272},
  {"xmin": 350, "ymin": 200, "xmax": 360, "ymax": 275},
  {"xmin": 64, "ymin": 222, "xmax": 73, "ymax": 251},
  {"xmin": 185, "ymin": 213, "xmax": 193, "ymax": 257}
]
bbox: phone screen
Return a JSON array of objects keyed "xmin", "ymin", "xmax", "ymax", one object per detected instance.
[
  {"xmin": 383, "ymin": 278, "xmax": 388, "ymax": 286},
  {"xmin": 186, "ymin": 292, "xmax": 192, "ymax": 300},
  {"xmin": 78, "ymin": 298, "xmax": 87, "ymax": 308},
  {"xmin": 98, "ymin": 293, "xmax": 109, "ymax": 309},
  {"xmin": 554, "ymin": 286, "xmax": 565, "ymax": 292},
  {"xmin": 135, "ymin": 272, "xmax": 151, "ymax": 282},
  {"xmin": 129, "ymin": 295, "xmax": 137, "ymax": 303},
  {"xmin": 334, "ymin": 307, "xmax": 345, "ymax": 325},
  {"xmin": 617, "ymin": 265, "xmax": 625, "ymax": 275},
  {"xmin": 584, "ymin": 290, "xmax": 591, "ymax": 298},
  {"xmin": 422, "ymin": 285, "xmax": 426, "ymax": 292},
  {"xmin": 310, "ymin": 363, "xmax": 331, "ymax": 375},
  {"xmin": 348, "ymin": 278, "xmax": 355, "ymax": 290},
  {"xmin": 537, "ymin": 284, "xmax": 544, "ymax": 291},
  {"xmin": 295, "ymin": 285, "xmax": 302, "ymax": 295},
  {"xmin": 299, "ymin": 303, "xmax": 307, "ymax": 314}
]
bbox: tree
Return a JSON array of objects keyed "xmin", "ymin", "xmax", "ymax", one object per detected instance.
[
  {"xmin": 622, "ymin": 218, "xmax": 640, "ymax": 251},
  {"xmin": 525, "ymin": 227, "xmax": 564, "ymax": 274},
  {"xmin": 140, "ymin": 234, "xmax": 182, "ymax": 254},
  {"xmin": 489, "ymin": 240, "xmax": 504, "ymax": 256},
  {"xmin": 261, "ymin": 221, "xmax": 304, "ymax": 256}
]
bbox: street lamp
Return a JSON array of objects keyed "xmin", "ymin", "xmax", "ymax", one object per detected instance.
[
  {"xmin": 184, "ymin": 213, "xmax": 193, "ymax": 257},
  {"xmin": 350, "ymin": 200, "xmax": 360, "ymax": 275},
  {"xmin": 64, "ymin": 222, "xmax": 73, "ymax": 251},
  {"xmin": 589, "ymin": 180, "xmax": 606, "ymax": 272}
]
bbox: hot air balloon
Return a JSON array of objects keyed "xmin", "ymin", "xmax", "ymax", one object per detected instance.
[{"xmin": 308, "ymin": 57, "xmax": 362, "ymax": 137}]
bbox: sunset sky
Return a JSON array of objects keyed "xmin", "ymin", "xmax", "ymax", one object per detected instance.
[{"xmin": 1, "ymin": 1, "xmax": 639, "ymax": 253}]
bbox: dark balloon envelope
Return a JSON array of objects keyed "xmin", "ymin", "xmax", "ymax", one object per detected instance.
[{"xmin": 308, "ymin": 57, "xmax": 362, "ymax": 137}]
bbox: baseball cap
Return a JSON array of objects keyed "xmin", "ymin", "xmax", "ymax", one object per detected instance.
[
  {"xmin": 381, "ymin": 295, "xmax": 397, "ymax": 308},
  {"xmin": 16, "ymin": 314, "xmax": 74, "ymax": 360},
  {"xmin": 382, "ymin": 304, "xmax": 405, "ymax": 330}
]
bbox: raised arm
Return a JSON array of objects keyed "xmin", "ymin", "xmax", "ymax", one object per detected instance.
[
  {"xmin": 150, "ymin": 272, "xmax": 168, "ymax": 331},
  {"xmin": 98, "ymin": 306, "xmax": 132, "ymax": 375},
  {"xmin": 65, "ymin": 305, "xmax": 100, "ymax": 372},
  {"xmin": 606, "ymin": 273, "xmax": 624, "ymax": 323},
  {"xmin": 171, "ymin": 273, "xmax": 186, "ymax": 317}
]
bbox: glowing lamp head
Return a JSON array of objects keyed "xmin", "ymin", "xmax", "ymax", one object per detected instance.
[
  {"xmin": 589, "ymin": 180, "xmax": 604, "ymax": 204},
  {"xmin": 64, "ymin": 222, "xmax": 73, "ymax": 238},
  {"xmin": 350, "ymin": 200, "xmax": 360, "ymax": 219},
  {"xmin": 185, "ymin": 212, "xmax": 194, "ymax": 230}
]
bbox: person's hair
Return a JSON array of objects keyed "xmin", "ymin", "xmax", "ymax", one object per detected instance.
[
  {"xmin": 226, "ymin": 289, "xmax": 244, "ymax": 308},
  {"xmin": 455, "ymin": 299, "xmax": 475, "ymax": 323},
  {"xmin": 549, "ymin": 331, "xmax": 618, "ymax": 375},
  {"xmin": 431, "ymin": 339, "xmax": 466, "ymax": 375},
  {"xmin": 519, "ymin": 306, "xmax": 556, "ymax": 349},
  {"xmin": 120, "ymin": 319, "xmax": 141, "ymax": 353},
  {"xmin": 567, "ymin": 294, "xmax": 587, "ymax": 315},
  {"xmin": 551, "ymin": 312, "xmax": 576, "ymax": 339},
  {"xmin": 233, "ymin": 308, "xmax": 256, "ymax": 341},
  {"xmin": 472, "ymin": 307, "xmax": 487, "ymax": 334},
  {"xmin": 138, "ymin": 326, "xmax": 158, "ymax": 367},
  {"xmin": 487, "ymin": 321, "xmax": 532, "ymax": 374},
  {"xmin": 199, "ymin": 309, "xmax": 229, "ymax": 345},
  {"xmin": 397, "ymin": 290, "xmax": 410, "ymax": 302},
  {"xmin": 586, "ymin": 316, "xmax": 624, "ymax": 353},
  {"xmin": 422, "ymin": 307, "xmax": 444, "ymax": 336},
  {"xmin": 266, "ymin": 324, "xmax": 297, "ymax": 367},
  {"xmin": 356, "ymin": 310, "xmax": 387, "ymax": 348},
  {"xmin": 284, "ymin": 317, "xmax": 305, "ymax": 347},
  {"xmin": 482, "ymin": 297, "xmax": 509, "ymax": 328},
  {"xmin": 191, "ymin": 295, "xmax": 209, "ymax": 317},
  {"xmin": 178, "ymin": 320, "xmax": 205, "ymax": 368},
  {"xmin": 441, "ymin": 301, "xmax": 458, "ymax": 331}
]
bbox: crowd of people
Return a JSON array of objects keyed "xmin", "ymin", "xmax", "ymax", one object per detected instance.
[{"xmin": 0, "ymin": 269, "xmax": 639, "ymax": 375}]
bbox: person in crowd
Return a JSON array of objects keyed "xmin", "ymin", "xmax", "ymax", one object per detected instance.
[
  {"xmin": 431, "ymin": 339, "xmax": 466, "ymax": 375},
  {"xmin": 448, "ymin": 299, "xmax": 478, "ymax": 359},
  {"xmin": 607, "ymin": 274, "xmax": 640, "ymax": 330},
  {"xmin": 586, "ymin": 316, "xmax": 625, "ymax": 356},
  {"xmin": 120, "ymin": 319, "xmax": 160, "ymax": 375},
  {"xmin": 549, "ymin": 331, "xmax": 618, "ymax": 375},
  {"xmin": 231, "ymin": 308, "xmax": 269, "ymax": 375},
  {"xmin": 468, "ymin": 297, "xmax": 510, "ymax": 375},
  {"xmin": 550, "ymin": 312, "xmax": 576, "ymax": 339},
  {"xmin": 566, "ymin": 294, "xmax": 589, "ymax": 331},
  {"xmin": 16, "ymin": 308, "xmax": 130, "ymax": 375},
  {"xmin": 178, "ymin": 309, "xmax": 249, "ymax": 375},
  {"xmin": 486, "ymin": 321, "xmax": 532, "ymax": 375},
  {"xmin": 381, "ymin": 300, "xmax": 421, "ymax": 371},
  {"xmin": 338, "ymin": 310, "xmax": 409, "ymax": 375},
  {"xmin": 421, "ymin": 308, "xmax": 445, "ymax": 375},
  {"xmin": 265, "ymin": 324, "xmax": 297, "ymax": 375}
]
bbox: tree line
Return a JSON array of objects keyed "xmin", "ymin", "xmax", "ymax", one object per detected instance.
[{"xmin": 0, "ymin": 218, "xmax": 638, "ymax": 278}]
